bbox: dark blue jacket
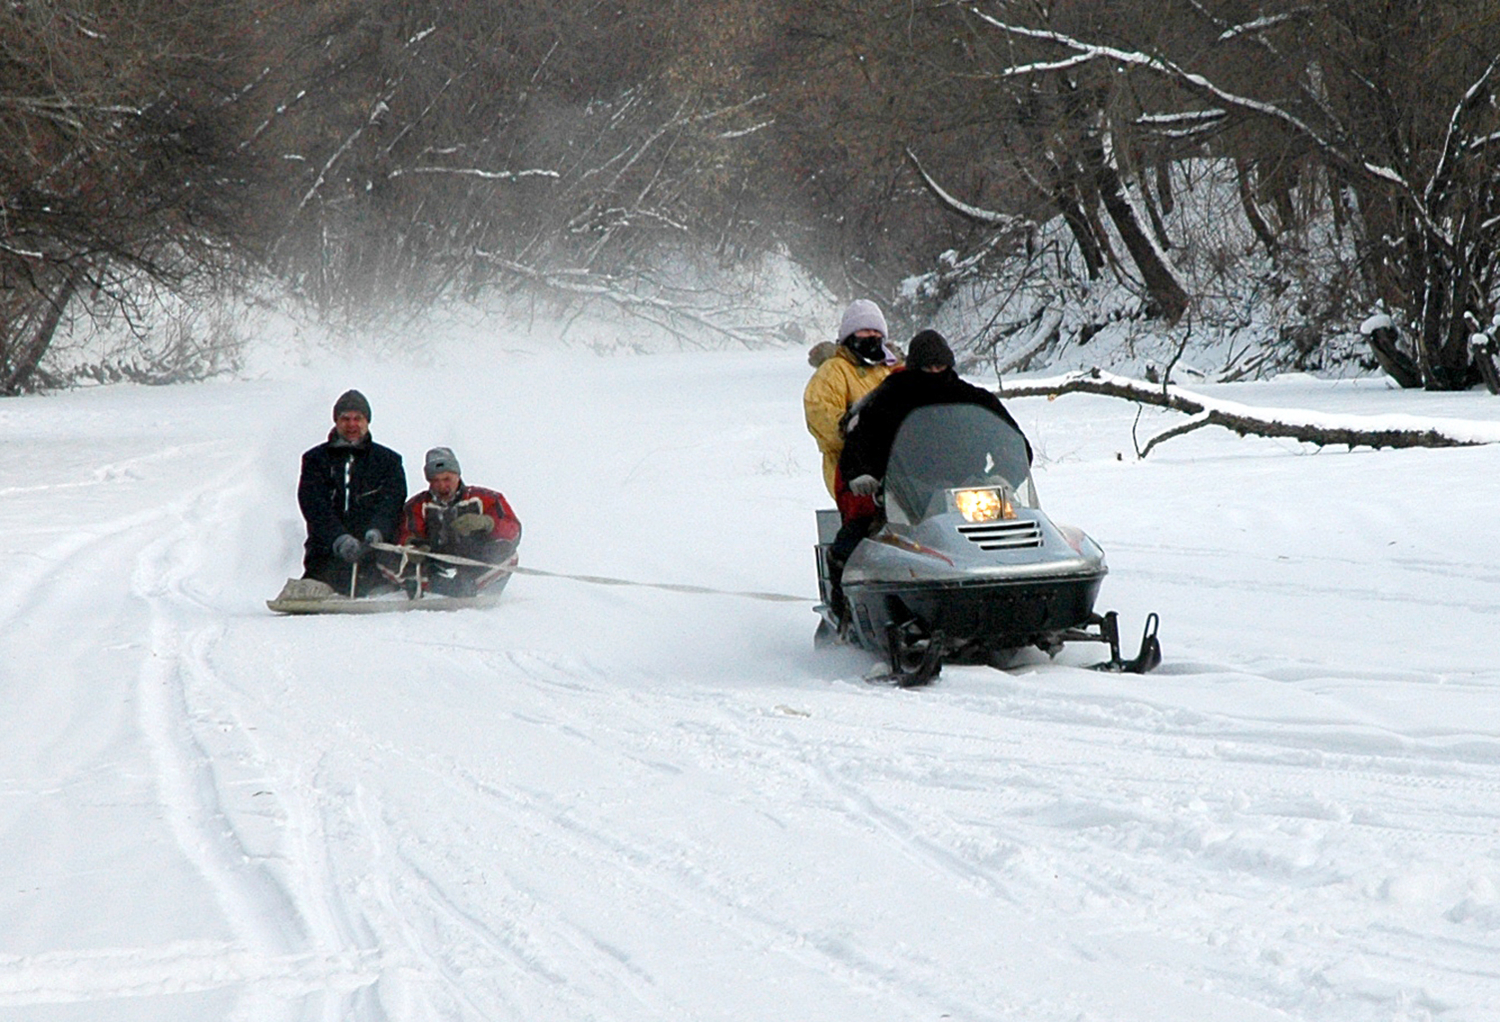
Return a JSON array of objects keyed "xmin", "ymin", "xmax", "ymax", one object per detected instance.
[{"xmin": 298, "ymin": 430, "xmax": 405, "ymax": 571}]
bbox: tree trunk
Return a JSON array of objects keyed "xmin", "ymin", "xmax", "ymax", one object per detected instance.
[
  {"xmin": 1475, "ymin": 336, "xmax": 1500, "ymax": 395},
  {"xmin": 1086, "ymin": 137, "xmax": 1189, "ymax": 322},
  {"xmin": 1365, "ymin": 325, "xmax": 1422, "ymax": 389},
  {"xmin": 1236, "ymin": 159, "xmax": 1278, "ymax": 258},
  {"xmin": 1, "ymin": 269, "xmax": 83, "ymax": 395},
  {"xmin": 1154, "ymin": 158, "xmax": 1173, "ymax": 216},
  {"xmin": 1048, "ymin": 164, "xmax": 1105, "ymax": 279},
  {"xmin": 1415, "ymin": 240, "xmax": 1482, "ymax": 391},
  {"xmin": 1141, "ymin": 177, "xmax": 1172, "ymax": 252}
]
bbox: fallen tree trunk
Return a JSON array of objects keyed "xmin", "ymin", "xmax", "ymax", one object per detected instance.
[{"xmin": 997, "ymin": 369, "xmax": 1500, "ymax": 455}]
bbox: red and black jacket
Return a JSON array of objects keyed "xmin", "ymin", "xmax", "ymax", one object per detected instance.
[{"xmin": 397, "ymin": 483, "xmax": 521, "ymax": 554}]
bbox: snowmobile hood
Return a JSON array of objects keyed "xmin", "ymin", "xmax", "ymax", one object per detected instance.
[{"xmin": 842, "ymin": 508, "xmax": 1107, "ymax": 589}]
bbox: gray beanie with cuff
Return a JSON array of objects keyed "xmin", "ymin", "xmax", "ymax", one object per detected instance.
[{"xmin": 424, "ymin": 447, "xmax": 462, "ymax": 479}]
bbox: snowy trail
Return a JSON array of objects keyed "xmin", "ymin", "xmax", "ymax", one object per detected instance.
[
  {"xmin": 3, "ymin": 358, "xmax": 1500, "ymax": 1020},
  {"xmin": 130, "ymin": 446, "xmax": 395, "ymax": 1018},
  {"xmin": 0, "ymin": 432, "xmax": 387, "ymax": 1016}
]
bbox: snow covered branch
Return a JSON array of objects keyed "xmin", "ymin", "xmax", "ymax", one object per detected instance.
[
  {"xmin": 904, "ymin": 148, "xmax": 1029, "ymax": 229},
  {"xmin": 473, "ymin": 253, "xmax": 778, "ymax": 349},
  {"xmin": 295, "ymin": 88, "xmax": 397, "ymax": 212},
  {"xmin": 998, "ymin": 370, "xmax": 1500, "ymax": 455},
  {"xmin": 387, "ymin": 166, "xmax": 561, "ymax": 182}
]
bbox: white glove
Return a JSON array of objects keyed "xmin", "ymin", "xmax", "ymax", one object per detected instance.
[
  {"xmin": 333, "ymin": 533, "xmax": 364, "ymax": 562},
  {"xmin": 848, "ymin": 474, "xmax": 880, "ymax": 496}
]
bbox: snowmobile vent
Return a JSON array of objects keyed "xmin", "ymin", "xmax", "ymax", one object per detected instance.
[{"xmin": 957, "ymin": 520, "xmax": 1042, "ymax": 550}]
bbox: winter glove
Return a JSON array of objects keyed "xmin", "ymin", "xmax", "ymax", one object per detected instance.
[
  {"xmin": 848, "ymin": 474, "xmax": 881, "ymax": 496},
  {"xmin": 452, "ymin": 512, "xmax": 496, "ymax": 536},
  {"xmin": 332, "ymin": 533, "xmax": 364, "ymax": 563},
  {"xmin": 363, "ymin": 528, "xmax": 384, "ymax": 546}
]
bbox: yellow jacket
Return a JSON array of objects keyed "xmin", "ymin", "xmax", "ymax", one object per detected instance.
[{"xmin": 803, "ymin": 347, "xmax": 896, "ymax": 496}]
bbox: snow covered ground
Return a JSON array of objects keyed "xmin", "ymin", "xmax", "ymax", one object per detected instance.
[{"xmin": 3, "ymin": 341, "xmax": 1500, "ymax": 1021}]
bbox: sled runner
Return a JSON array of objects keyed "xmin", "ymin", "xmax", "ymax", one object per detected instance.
[
  {"xmin": 814, "ymin": 402, "xmax": 1161, "ymax": 684},
  {"xmin": 265, "ymin": 577, "xmax": 503, "ymax": 614}
]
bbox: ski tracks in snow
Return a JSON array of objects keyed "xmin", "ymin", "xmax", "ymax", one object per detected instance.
[
  {"xmin": 192, "ymin": 635, "xmax": 1013, "ymax": 1022},
  {"xmin": 124, "ymin": 441, "xmax": 413, "ymax": 1018},
  {"xmin": 869, "ymin": 666, "xmax": 1500, "ymax": 1019},
  {"xmin": 249, "ymin": 619, "xmax": 1500, "ymax": 1022},
  {"xmin": 424, "ymin": 650, "xmax": 1020, "ymax": 1021},
  {"xmin": 449, "ymin": 641, "xmax": 1500, "ymax": 1021},
  {"xmin": 0, "ymin": 437, "xmax": 390, "ymax": 1017},
  {"xmin": 9, "ymin": 372, "xmax": 1500, "ymax": 1021}
]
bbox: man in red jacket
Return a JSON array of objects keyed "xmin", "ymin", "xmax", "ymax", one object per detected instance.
[{"xmin": 391, "ymin": 447, "xmax": 522, "ymax": 597}]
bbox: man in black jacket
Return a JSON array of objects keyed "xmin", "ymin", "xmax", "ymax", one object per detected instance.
[
  {"xmin": 297, "ymin": 389, "xmax": 406, "ymax": 595},
  {"xmin": 826, "ymin": 330, "xmax": 1032, "ymax": 621}
]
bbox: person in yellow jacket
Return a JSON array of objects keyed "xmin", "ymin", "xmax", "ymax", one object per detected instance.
[{"xmin": 803, "ymin": 299, "xmax": 901, "ymax": 497}]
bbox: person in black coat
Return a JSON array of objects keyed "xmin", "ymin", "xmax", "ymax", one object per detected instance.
[
  {"xmin": 826, "ymin": 330, "xmax": 1032, "ymax": 622},
  {"xmin": 839, "ymin": 330, "xmax": 1030, "ymax": 488},
  {"xmin": 297, "ymin": 389, "xmax": 406, "ymax": 595}
]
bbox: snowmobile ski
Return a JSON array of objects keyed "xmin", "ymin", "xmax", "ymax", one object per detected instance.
[
  {"xmin": 1086, "ymin": 611, "xmax": 1161, "ymax": 674},
  {"xmin": 1048, "ymin": 611, "xmax": 1163, "ymax": 674},
  {"xmin": 864, "ymin": 624, "xmax": 946, "ymax": 687}
]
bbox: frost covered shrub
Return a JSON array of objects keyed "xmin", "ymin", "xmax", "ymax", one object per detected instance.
[{"xmin": 41, "ymin": 293, "xmax": 247, "ymax": 390}]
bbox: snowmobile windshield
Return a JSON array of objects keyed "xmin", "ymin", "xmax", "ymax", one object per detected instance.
[{"xmin": 884, "ymin": 403, "xmax": 1032, "ymax": 523}]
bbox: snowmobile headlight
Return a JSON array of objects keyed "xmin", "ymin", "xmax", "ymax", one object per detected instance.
[{"xmin": 951, "ymin": 487, "xmax": 1014, "ymax": 523}]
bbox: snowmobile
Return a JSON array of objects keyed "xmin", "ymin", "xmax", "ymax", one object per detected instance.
[
  {"xmin": 813, "ymin": 402, "xmax": 1160, "ymax": 685},
  {"xmin": 266, "ymin": 543, "xmax": 514, "ymax": 615}
]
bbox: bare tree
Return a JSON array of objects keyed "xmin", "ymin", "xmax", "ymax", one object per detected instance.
[
  {"xmin": 1000, "ymin": 368, "xmax": 1489, "ymax": 453},
  {"xmin": 964, "ymin": 0, "xmax": 1500, "ymax": 390},
  {"xmin": 230, "ymin": 0, "xmax": 789, "ymax": 338},
  {"xmin": 0, "ymin": 0, "xmax": 264, "ymax": 392}
]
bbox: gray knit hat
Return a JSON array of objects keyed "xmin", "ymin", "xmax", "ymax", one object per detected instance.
[
  {"xmin": 332, "ymin": 389, "xmax": 372, "ymax": 420},
  {"xmin": 837, "ymin": 299, "xmax": 888, "ymax": 342},
  {"xmin": 424, "ymin": 446, "xmax": 462, "ymax": 479}
]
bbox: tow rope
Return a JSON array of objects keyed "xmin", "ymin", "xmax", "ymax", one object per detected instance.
[{"xmin": 369, "ymin": 542, "xmax": 812, "ymax": 604}]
